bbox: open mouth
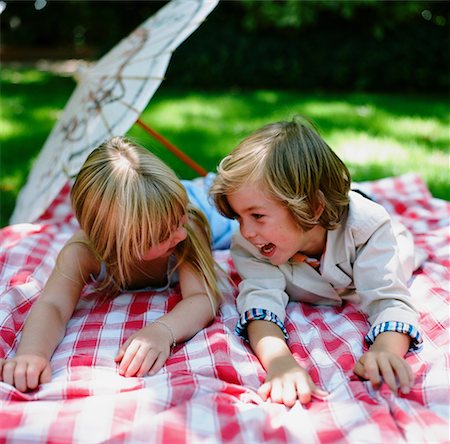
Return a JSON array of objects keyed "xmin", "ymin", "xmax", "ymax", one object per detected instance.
[{"xmin": 257, "ymin": 243, "xmax": 275, "ymax": 257}]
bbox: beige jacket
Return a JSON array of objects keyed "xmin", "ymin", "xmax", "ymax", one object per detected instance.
[{"xmin": 231, "ymin": 191, "xmax": 419, "ymax": 331}]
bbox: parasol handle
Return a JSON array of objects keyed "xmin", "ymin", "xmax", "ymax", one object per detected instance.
[{"xmin": 135, "ymin": 118, "xmax": 208, "ymax": 177}]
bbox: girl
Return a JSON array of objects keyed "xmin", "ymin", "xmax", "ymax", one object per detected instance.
[
  {"xmin": 210, "ymin": 117, "xmax": 422, "ymax": 408},
  {"xmin": 0, "ymin": 136, "xmax": 223, "ymax": 392}
]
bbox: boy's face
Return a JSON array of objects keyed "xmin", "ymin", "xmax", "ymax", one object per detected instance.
[{"xmin": 227, "ymin": 185, "xmax": 326, "ymax": 265}]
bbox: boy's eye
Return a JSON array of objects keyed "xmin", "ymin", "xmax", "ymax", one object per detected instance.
[{"xmin": 252, "ymin": 214, "xmax": 264, "ymax": 220}]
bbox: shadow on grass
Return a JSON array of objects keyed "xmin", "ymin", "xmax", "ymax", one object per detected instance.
[{"xmin": 1, "ymin": 71, "xmax": 448, "ymax": 227}]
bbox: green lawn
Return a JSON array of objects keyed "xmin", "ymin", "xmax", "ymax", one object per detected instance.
[{"xmin": 1, "ymin": 67, "xmax": 449, "ymax": 228}]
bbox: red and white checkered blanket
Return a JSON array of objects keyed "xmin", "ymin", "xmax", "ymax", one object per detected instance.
[{"xmin": 1, "ymin": 174, "xmax": 449, "ymax": 443}]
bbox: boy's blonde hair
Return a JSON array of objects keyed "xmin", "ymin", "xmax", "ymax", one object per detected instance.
[
  {"xmin": 71, "ymin": 136, "xmax": 222, "ymax": 311},
  {"xmin": 211, "ymin": 117, "xmax": 351, "ymax": 231}
]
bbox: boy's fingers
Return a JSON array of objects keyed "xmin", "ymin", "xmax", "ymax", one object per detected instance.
[
  {"xmin": 312, "ymin": 385, "xmax": 329, "ymax": 398},
  {"xmin": 268, "ymin": 379, "xmax": 283, "ymax": 403},
  {"xmin": 296, "ymin": 384, "xmax": 312, "ymax": 405},
  {"xmin": 353, "ymin": 360, "xmax": 366, "ymax": 378},
  {"xmin": 281, "ymin": 382, "xmax": 297, "ymax": 407},
  {"xmin": 378, "ymin": 358, "xmax": 397, "ymax": 392},
  {"xmin": 363, "ymin": 355, "xmax": 382, "ymax": 389},
  {"xmin": 257, "ymin": 381, "xmax": 271, "ymax": 401},
  {"xmin": 406, "ymin": 361, "xmax": 414, "ymax": 386},
  {"xmin": 391, "ymin": 359, "xmax": 412, "ymax": 394}
]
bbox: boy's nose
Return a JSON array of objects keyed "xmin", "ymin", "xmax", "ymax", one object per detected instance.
[{"xmin": 240, "ymin": 222, "xmax": 255, "ymax": 241}]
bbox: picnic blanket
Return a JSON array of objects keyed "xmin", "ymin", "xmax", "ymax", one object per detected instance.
[{"xmin": 0, "ymin": 173, "xmax": 449, "ymax": 443}]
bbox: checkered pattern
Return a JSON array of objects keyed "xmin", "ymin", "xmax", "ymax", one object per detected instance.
[{"xmin": 1, "ymin": 174, "xmax": 449, "ymax": 443}]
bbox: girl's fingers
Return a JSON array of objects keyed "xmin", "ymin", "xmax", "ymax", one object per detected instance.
[
  {"xmin": 135, "ymin": 351, "xmax": 160, "ymax": 377},
  {"xmin": 2, "ymin": 361, "xmax": 16, "ymax": 388},
  {"xmin": 124, "ymin": 346, "xmax": 149, "ymax": 377},
  {"xmin": 114, "ymin": 348, "xmax": 124, "ymax": 362},
  {"xmin": 115, "ymin": 337, "xmax": 133, "ymax": 362},
  {"xmin": 26, "ymin": 363, "xmax": 41, "ymax": 390},
  {"xmin": 117, "ymin": 342, "xmax": 140, "ymax": 375},
  {"xmin": 40, "ymin": 364, "xmax": 52, "ymax": 385},
  {"xmin": 0, "ymin": 358, "xmax": 51, "ymax": 392},
  {"xmin": 12, "ymin": 361, "xmax": 28, "ymax": 392},
  {"xmin": 147, "ymin": 353, "xmax": 167, "ymax": 376}
]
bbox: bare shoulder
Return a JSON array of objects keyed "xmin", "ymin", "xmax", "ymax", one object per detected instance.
[
  {"xmin": 57, "ymin": 230, "xmax": 100, "ymax": 279},
  {"xmin": 178, "ymin": 261, "xmax": 205, "ymax": 293}
]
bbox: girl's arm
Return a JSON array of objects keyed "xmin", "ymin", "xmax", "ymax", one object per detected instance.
[
  {"xmin": 247, "ymin": 320, "xmax": 327, "ymax": 407},
  {"xmin": 0, "ymin": 231, "xmax": 96, "ymax": 392},
  {"xmin": 116, "ymin": 262, "xmax": 215, "ymax": 377}
]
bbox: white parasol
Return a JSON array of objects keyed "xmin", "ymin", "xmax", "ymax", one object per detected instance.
[{"xmin": 11, "ymin": 0, "xmax": 218, "ymax": 224}]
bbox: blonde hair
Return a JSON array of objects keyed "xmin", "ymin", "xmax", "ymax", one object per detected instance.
[
  {"xmin": 210, "ymin": 117, "xmax": 351, "ymax": 231},
  {"xmin": 70, "ymin": 136, "xmax": 222, "ymax": 310}
]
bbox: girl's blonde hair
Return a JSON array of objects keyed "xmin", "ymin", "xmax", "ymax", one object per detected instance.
[
  {"xmin": 210, "ymin": 117, "xmax": 351, "ymax": 231},
  {"xmin": 70, "ymin": 136, "xmax": 222, "ymax": 311}
]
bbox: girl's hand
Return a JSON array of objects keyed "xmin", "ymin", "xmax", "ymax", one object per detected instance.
[
  {"xmin": 115, "ymin": 323, "xmax": 173, "ymax": 377},
  {"xmin": 0, "ymin": 354, "xmax": 52, "ymax": 392},
  {"xmin": 258, "ymin": 355, "xmax": 328, "ymax": 407},
  {"xmin": 353, "ymin": 349, "xmax": 414, "ymax": 395}
]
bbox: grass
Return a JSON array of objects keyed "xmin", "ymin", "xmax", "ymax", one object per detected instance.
[{"xmin": 1, "ymin": 67, "xmax": 449, "ymax": 228}]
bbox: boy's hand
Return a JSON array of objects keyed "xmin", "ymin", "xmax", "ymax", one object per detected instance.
[
  {"xmin": 0, "ymin": 354, "xmax": 52, "ymax": 392},
  {"xmin": 258, "ymin": 355, "xmax": 328, "ymax": 407},
  {"xmin": 115, "ymin": 323, "xmax": 173, "ymax": 377},
  {"xmin": 354, "ymin": 348, "xmax": 414, "ymax": 395}
]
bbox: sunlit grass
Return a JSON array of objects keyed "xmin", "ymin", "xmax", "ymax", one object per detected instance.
[{"xmin": 1, "ymin": 68, "xmax": 449, "ymax": 227}]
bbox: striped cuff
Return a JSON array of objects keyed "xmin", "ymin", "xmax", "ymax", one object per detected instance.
[
  {"xmin": 365, "ymin": 321, "xmax": 423, "ymax": 351},
  {"xmin": 235, "ymin": 308, "xmax": 288, "ymax": 342}
]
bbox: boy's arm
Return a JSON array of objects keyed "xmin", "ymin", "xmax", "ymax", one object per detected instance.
[
  {"xmin": 247, "ymin": 320, "xmax": 327, "ymax": 407},
  {"xmin": 350, "ymin": 213, "xmax": 420, "ymax": 394},
  {"xmin": 354, "ymin": 331, "xmax": 413, "ymax": 394}
]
